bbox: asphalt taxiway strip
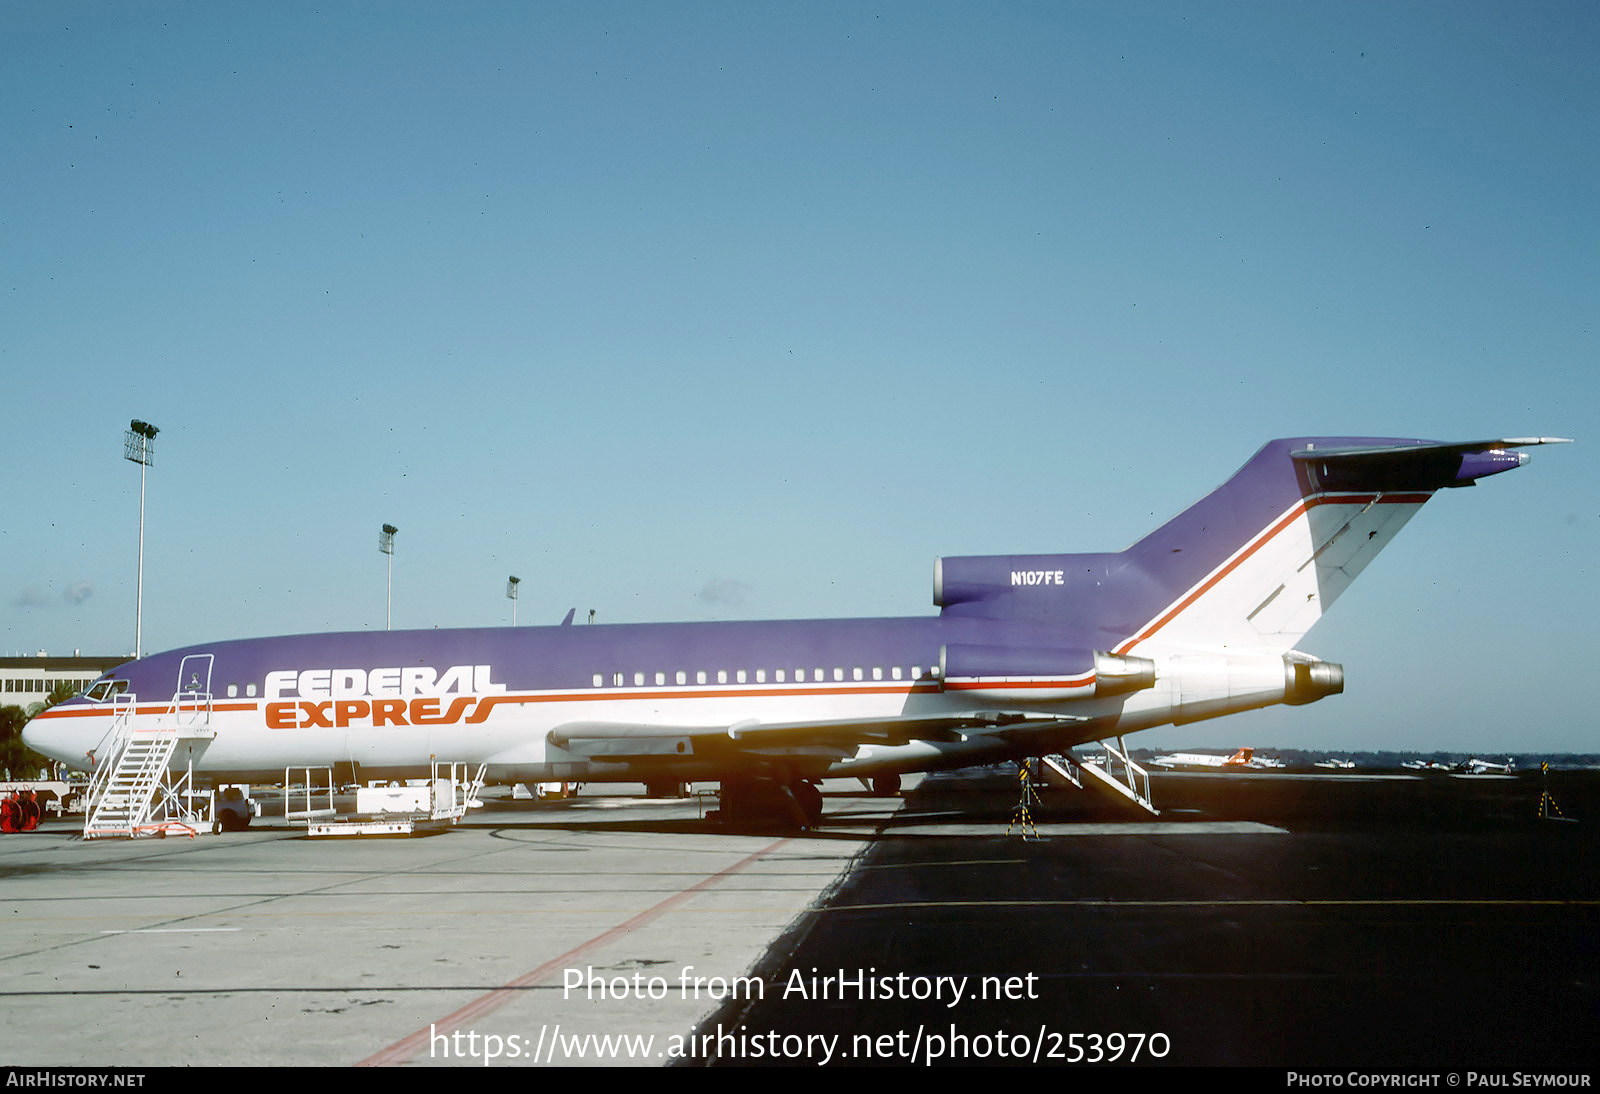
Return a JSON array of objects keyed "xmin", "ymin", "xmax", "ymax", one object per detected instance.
[{"xmin": 690, "ymin": 767, "xmax": 1600, "ymax": 1068}]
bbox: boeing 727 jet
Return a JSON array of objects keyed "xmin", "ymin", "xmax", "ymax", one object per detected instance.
[{"xmin": 23, "ymin": 435, "xmax": 1567, "ymax": 825}]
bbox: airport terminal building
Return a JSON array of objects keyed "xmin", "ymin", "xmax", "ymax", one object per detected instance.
[{"xmin": 1, "ymin": 654, "xmax": 127, "ymax": 709}]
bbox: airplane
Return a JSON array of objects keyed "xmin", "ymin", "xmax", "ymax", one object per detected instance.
[
  {"xmin": 1402, "ymin": 759, "xmax": 1456, "ymax": 771},
  {"xmin": 23, "ymin": 435, "xmax": 1568, "ymax": 827},
  {"xmin": 1462, "ymin": 757, "xmax": 1515, "ymax": 775},
  {"xmin": 1148, "ymin": 747, "xmax": 1259, "ymax": 770}
]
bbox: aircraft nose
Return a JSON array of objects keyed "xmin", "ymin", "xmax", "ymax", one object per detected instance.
[{"xmin": 21, "ymin": 714, "xmax": 90, "ymax": 768}]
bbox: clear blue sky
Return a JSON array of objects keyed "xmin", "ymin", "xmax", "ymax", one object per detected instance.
[{"xmin": 3, "ymin": 1, "xmax": 1594, "ymax": 751}]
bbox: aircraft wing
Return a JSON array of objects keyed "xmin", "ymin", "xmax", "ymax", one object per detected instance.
[{"xmin": 548, "ymin": 711, "xmax": 1089, "ymax": 760}]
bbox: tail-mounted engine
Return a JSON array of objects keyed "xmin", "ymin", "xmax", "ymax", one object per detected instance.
[
  {"xmin": 938, "ymin": 644, "xmax": 1155, "ymax": 699},
  {"xmin": 1161, "ymin": 652, "xmax": 1345, "ymax": 725},
  {"xmin": 1284, "ymin": 656, "xmax": 1344, "ymax": 705}
]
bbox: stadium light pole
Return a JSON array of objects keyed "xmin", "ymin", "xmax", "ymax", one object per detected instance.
[
  {"xmin": 123, "ymin": 420, "xmax": 159, "ymax": 659},
  {"xmin": 506, "ymin": 575, "xmax": 520, "ymax": 626},
  {"xmin": 379, "ymin": 524, "xmax": 398, "ymax": 630}
]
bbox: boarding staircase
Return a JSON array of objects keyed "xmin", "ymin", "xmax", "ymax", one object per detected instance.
[
  {"xmin": 82, "ymin": 654, "xmax": 217, "ymax": 839},
  {"xmin": 1042, "ymin": 735, "xmax": 1159, "ymax": 815}
]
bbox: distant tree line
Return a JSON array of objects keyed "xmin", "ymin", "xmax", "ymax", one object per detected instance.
[{"xmin": 1, "ymin": 680, "xmax": 79, "ymax": 778}]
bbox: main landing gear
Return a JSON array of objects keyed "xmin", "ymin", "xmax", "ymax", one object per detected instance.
[{"xmin": 711, "ymin": 777, "xmax": 824, "ymax": 829}]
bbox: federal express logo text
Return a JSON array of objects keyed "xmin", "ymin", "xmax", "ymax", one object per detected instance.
[{"xmin": 263, "ymin": 665, "xmax": 506, "ymax": 729}]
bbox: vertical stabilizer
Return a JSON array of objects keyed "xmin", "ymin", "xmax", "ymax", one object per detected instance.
[
  {"xmin": 1116, "ymin": 436, "xmax": 1566, "ymax": 656},
  {"xmin": 936, "ymin": 436, "xmax": 1566, "ymax": 657}
]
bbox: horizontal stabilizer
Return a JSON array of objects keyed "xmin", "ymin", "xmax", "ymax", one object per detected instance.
[
  {"xmin": 1291, "ymin": 437, "xmax": 1570, "ymax": 458},
  {"xmin": 1291, "ymin": 437, "xmax": 1571, "ymax": 491}
]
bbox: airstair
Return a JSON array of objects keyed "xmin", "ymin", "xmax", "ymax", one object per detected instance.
[
  {"xmin": 1042, "ymin": 736, "xmax": 1159, "ymax": 816},
  {"xmin": 82, "ymin": 654, "xmax": 218, "ymax": 839}
]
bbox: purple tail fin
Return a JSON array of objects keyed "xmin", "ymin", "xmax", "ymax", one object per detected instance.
[{"xmin": 935, "ymin": 437, "xmax": 1566, "ymax": 655}]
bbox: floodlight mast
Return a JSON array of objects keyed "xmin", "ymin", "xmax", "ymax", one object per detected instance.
[
  {"xmin": 506, "ymin": 575, "xmax": 520, "ymax": 626},
  {"xmin": 123, "ymin": 420, "xmax": 158, "ymax": 659},
  {"xmin": 379, "ymin": 524, "xmax": 397, "ymax": 630}
]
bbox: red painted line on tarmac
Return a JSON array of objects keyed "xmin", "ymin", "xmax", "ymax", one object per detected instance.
[{"xmin": 355, "ymin": 836, "xmax": 792, "ymax": 1067}]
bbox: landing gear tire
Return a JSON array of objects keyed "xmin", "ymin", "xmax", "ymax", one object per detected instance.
[
  {"xmin": 216, "ymin": 809, "xmax": 251, "ymax": 832},
  {"xmin": 716, "ymin": 778, "xmax": 817, "ymax": 830},
  {"xmin": 870, "ymin": 774, "xmax": 901, "ymax": 797},
  {"xmin": 793, "ymin": 781, "xmax": 824, "ymax": 824}
]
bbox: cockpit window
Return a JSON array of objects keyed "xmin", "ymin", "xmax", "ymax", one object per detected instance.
[{"xmin": 85, "ymin": 679, "xmax": 130, "ymax": 703}]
